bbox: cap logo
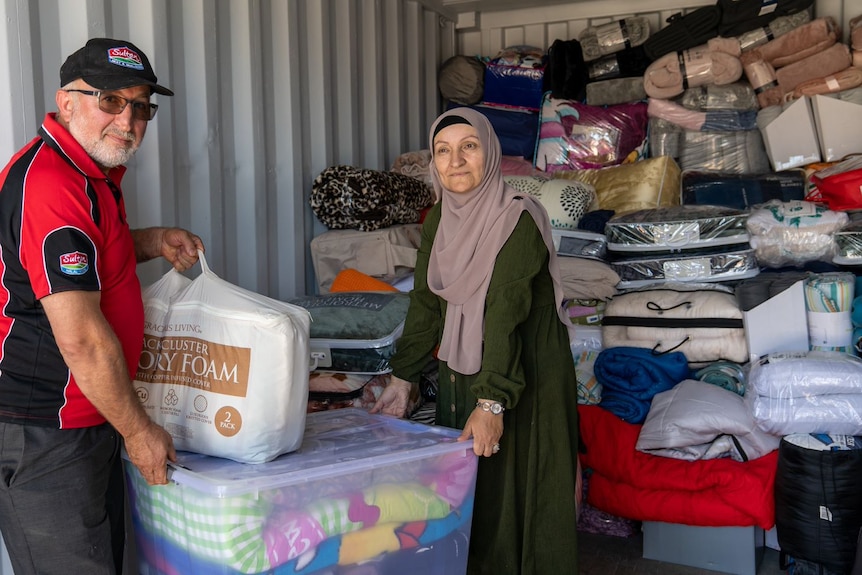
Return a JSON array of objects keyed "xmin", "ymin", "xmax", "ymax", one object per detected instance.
[
  {"xmin": 107, "ymin": 47, "xmax": 144, "ymax": 71},
  {"xmin": 59, "ymin": 252, "xmax": 90, "ymax": 275}
]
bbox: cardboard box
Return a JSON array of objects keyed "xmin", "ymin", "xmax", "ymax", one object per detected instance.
[
  {"xmin": 125, "ymin": 409, "xmax": 477, "ymax": 575},
  {"xmin": 760, "ymin": 96, "xmax": 821, "ymax": 171},
  {"xmin": 742, "ymin": 279, "xmax": 809, "ymax": 359},
  {"xmin": 643, "ymin": 522, "xmax": 765, "ymax": 575},
  {"xmin": 811, "ymin": 94, "xmax": 862, "ymax": 162}
]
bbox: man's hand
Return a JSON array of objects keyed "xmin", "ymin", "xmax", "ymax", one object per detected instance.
[
  {"xmin": 123, "ymin": 419, "xmax": 177, "ymax": 485},
  {"xmin": 159, "ymin": 228, "xmax": 204, "ymax": 271}
]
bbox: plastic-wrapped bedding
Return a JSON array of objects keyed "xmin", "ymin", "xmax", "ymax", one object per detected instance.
[
  {"xmin": 681, "ymin": 170, "xmax": 807, "ymax": 210},
  {"xmin": 610, "ymin": 246, "xmax": 759, "ymax": 288},
  {"xmin": 833, "ymin": 220, "xmax": 862, "ymax": 265},
  {"xmin": 604, "ymin": 205, "xmax": 750, "ymax": 252},
  {"xmin": 677, "ymin": 129, "xmax": 771, "ymax": 174},
  {"xmin": 679, "ymin": 82, "xmax": 758, "ymax": 111},
  {"xmin": 746, "ymin": 200, "xmax": 849, "ymax": 268},
  {"xmin": 750, "ymin": 351, "xmax": 862, "ymax": 435},
  {"xmin": 748, "ymin": 350, "xmax": 862, "ymax": 398}
]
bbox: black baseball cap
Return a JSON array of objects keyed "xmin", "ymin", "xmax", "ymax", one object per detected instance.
[{"xmin": 60, "ymin": 37, "xmax": 174, "ymax": 96}]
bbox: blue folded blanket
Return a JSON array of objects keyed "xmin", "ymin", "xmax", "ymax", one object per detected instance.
[{"xmin": 593, "ymin": 346, "xmax": 692, "ymax": 423}]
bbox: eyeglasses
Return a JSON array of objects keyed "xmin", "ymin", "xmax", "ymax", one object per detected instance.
[{"xmin": 64, "ymin": 89, "xmax": 159, "ymax": 121}]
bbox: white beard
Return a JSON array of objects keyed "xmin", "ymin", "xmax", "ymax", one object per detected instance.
[{"xmin": 68, "ymin": 115, "xmax": 140, "ymax": 169}]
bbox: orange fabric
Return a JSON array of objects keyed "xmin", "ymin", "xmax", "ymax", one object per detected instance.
[{"xmin": 330, "ymin": 268, "xmax": 399, "ymax": 293}]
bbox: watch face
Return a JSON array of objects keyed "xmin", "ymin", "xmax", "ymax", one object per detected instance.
[{"xmin": 490, "ymin": 403, "xmax": 503, "ymax": 415}]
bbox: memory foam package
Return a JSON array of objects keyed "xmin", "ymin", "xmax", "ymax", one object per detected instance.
[{"xmin": 134, "ymin": 252, "xmax": 312, "ymax": 464}]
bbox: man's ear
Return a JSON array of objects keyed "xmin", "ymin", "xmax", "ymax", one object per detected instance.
[{"xmin": 55, "ymin": 89, "xmax": 74, "ymax": 123}]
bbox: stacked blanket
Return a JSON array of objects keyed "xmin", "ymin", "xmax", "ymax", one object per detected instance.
[
  {"xmin": 749, "ymin": 351, "xmax": 862, "ymax": 435},
  {"xmin": 579, "ymin": 404, "xmax": 779, "ymax": 530}
]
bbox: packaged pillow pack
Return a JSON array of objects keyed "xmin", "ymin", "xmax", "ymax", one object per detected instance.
[{"xmin": 134, "ymin": 252, "xmax": 311, "ymax": 464}]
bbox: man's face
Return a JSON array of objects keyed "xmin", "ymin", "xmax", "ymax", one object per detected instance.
[{"xmin": 57, "ymin": 83, "xmax": 150, "ymax": 171}]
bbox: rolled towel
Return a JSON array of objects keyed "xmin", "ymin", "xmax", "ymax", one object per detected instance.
[
  {"xmin": 737, "ymin": 11, "xmax": 812, "ymax": 52},
  {"xmin": 790, "ymin": 66, "xmax": 862, "ymax": 100},
  {"xmin": 753, "ymin": 17, "xmax": 839, "ymax": 69},
  {"xmin": 717, "ymin": 0, "xmax": 814, "ymax": 38},
  {"xmin": 587, "ymin": 45, "xmax": 651, "ymax": 82},
  {"xmin": 579, "ymin": 17, "xmax": 650, "ymax": 62},
  {"xmin": 742, "ymin": 51, "xmax": 784, "ymax": 108},
  {"xmin": 643, "ymin": 5, "xmax": 721, "ymax": 61},
  {"xmin": 775, "ymin": 42, "xmax": 853, "ymax": 96},
  {"xmin": 707, "ymin": 36, "xmax": 742, "ymax": 58},
  {"xmin": 644, "ymin": 44, "xmax": 743, "ymax": 99}
]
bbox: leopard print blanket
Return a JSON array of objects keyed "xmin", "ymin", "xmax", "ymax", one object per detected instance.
[{"xmin": 311, "ymin": 165, "xmax": 435, "ymax": 231}]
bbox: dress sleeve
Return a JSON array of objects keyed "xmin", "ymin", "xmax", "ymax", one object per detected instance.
[
  {"xmin": 389, "ymin": 205, "xmax": 443, "ymax": 383},
  {"xmin": 469, "ymin": 212, "xmax": 549, "ymax": 408}
]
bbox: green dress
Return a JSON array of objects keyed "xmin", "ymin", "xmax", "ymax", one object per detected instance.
[{"xmin": 390, "ymin": 203, "xmax": 580, "ymax": 575}]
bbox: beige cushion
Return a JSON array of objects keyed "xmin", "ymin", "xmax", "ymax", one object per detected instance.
[{"xmin": 504, "ymin": 176, "xmax": 596, "ymax": 230}]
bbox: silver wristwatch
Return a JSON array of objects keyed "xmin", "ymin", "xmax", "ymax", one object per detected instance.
[{"xmin": 476, "ymin": 400, "xmax": 505, "ymax": 415}]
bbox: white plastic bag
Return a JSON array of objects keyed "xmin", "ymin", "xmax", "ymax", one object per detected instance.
[{"xmin": 134, "ymin": 251, "xmax": 311, "ymax": 464}]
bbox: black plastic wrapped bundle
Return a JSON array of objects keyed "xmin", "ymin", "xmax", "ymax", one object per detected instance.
[{"xmin": 775, "ymin": 434, "xmax": 862, "ymax": 574}]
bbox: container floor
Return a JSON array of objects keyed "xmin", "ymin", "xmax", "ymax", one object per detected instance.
[{"xmin": 579, "ymin": 531, "xmax": 785, "ymax": 574}]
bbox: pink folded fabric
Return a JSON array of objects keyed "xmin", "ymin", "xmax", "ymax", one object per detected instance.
[
  {"xmin": 647, "ymin": 98, "xmax": 707, "ymax": 131},
  {"xmin": 745, "ymin": 43, "xmax": 853, "ymax": 108},
  {"xmin": 790, "ymin": 66, "xmax": 862, "ymax": 100},
  {"xmin": 644, "ymin": 44, "xmax": 743, "ymax": 99},
  {"xmin": 748, "ymin": 17, "xmax": 839, "ymax": 69},
  {"xmin": 775, "ymin": 42, "xmax": 852, "ymax": 95}
]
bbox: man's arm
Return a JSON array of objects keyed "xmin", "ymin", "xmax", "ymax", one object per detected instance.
[
  {"xmin": 131, "ymin": 227, "xmax": 204, "ymax": 270},
  {"xmin": 40, "ymin": 289, "xmax": 175, "ymax": 485}
]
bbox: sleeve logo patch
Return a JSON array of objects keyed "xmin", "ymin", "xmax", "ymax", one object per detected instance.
[
  {"xmin": 107, "ymin": 47, "xmax": 145, "ymax": 71},
  {"xmin": 59, "ymin": 252, "xmax": 90, "ymax": 275}
]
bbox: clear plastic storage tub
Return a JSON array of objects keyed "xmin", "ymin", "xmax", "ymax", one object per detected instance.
[{"xmin": 125, "ymin": 408, "xmax": 477, "ymax": 575}]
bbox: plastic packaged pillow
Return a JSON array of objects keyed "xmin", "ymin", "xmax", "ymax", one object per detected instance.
[
  {"xmin": 746, "ymin": 200, "xmax": 848, "ymax": 267},
  {"xmin": 134, "ymin": 251, "xmax": 312, "ymax": 464},
  {"xmin": 534, "ymin": 95, "xmax": 648, "ymax": 172}
]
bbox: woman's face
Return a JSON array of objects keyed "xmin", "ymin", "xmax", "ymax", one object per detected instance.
[{"xmin": 433, "ymin": 123, "xmax": 485, "ymax": 194}]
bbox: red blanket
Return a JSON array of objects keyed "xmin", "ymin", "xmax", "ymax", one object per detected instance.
[{"xmin": 578, "ymin": 405, "xmax": 778, "ymax": 529}]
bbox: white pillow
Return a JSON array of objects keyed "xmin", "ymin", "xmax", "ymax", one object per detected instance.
[{"xmin": 504, "ymin": 176, "xmax": 596, "ymax": 230}]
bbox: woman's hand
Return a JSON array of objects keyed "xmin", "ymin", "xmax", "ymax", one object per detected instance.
[
  {"xmin": 458, "ymin": 402, "xmax": 504, "ymax": 457},
  {"xmin": 370, "ymin": 375, "xmax": 413, "ymax": 418}
]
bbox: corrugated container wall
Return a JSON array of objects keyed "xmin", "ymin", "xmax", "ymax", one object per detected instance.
[{"xmin": 0, "ymin": 0, "xmax": 456, "ymax": 298}]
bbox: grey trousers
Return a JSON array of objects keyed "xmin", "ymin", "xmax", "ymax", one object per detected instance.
[{"xmin": 0, "ymin": 422, "xmax": 124, "ymax": 575}]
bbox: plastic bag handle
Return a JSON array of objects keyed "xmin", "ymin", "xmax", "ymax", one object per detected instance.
[{"xmin": 196, "ymin": 249, "xmax": 212, "ymax": 276}]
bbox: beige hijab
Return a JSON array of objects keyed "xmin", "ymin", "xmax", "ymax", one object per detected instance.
[{"xmin": 427, "ymin": 108, "xmax": 572, "ymax": 375}]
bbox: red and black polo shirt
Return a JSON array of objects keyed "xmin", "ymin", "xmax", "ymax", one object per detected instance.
[{"xmin": 0, "ymin": 113, "xmax": 144, "ymax": 428}]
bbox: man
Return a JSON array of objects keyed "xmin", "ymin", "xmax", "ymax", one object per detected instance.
[{"xmin": 0, "ymin": 37, "xmax": 204, "ymax": 574}]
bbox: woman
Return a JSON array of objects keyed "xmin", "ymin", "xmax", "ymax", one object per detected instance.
[{"xmin": 372, "ymin": 108, "xmax": 580, "ymax": 574}]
